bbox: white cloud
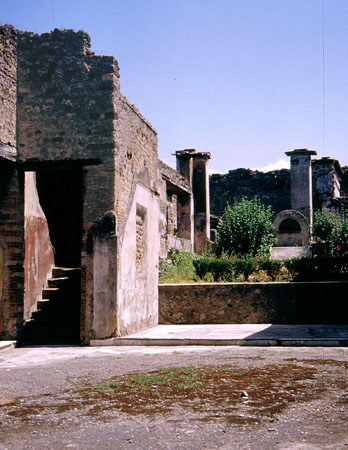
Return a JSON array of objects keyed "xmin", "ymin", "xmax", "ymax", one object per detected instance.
[
  {"xmin": 251, "ymin": 158, "xmax": 290, "ymax": 172},
  {"xmin": 209, "ymin": 168, "xmax": 224, "ymax": 175}
]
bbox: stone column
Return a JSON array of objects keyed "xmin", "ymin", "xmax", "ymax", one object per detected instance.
[
  {"xmin": 175, "ymin": 149, "xmax": 211, "ymax": 254},
  {"xmin": 175, "ymin": 150, "xmax": 195, "ymax": 248},
  {"xmin": 285, "ymin": 149, "xmax": 317, "ymax": 224}
]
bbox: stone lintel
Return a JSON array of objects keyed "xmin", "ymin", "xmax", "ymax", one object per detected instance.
[
  {"xmin": 174, "ymin": 149, "xmax": 211, "ymax": 160},
  {"xmin": 285, "ymin": 148, "xmax": 317, "ymax": 157}
]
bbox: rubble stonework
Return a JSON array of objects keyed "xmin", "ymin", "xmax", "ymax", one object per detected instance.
[
  {"xmin": 0, "ymin": 25, "xmax": 24, "ymax": 339},
  {"xmin": 210, "ymin": 168, "xmax": 291, "ymax": 217},
  {"xmin": 0, "ymin": 25, "xmax": 16, "ymax": 147}
]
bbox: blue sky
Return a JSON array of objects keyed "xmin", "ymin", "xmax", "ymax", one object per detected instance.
[{"xmin": 2, "ymin": 0, "xmax": 348, "ymax": 172}]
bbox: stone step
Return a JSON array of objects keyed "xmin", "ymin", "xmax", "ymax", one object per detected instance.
[
  {"xmin": 19, "ymin": 266, "xmax": 81, "ymax": 346},
  {"xmin": 271, "ymin": 246, "xmax": 309, "ymax": 261},
  {"xmin": 52, "ymin": 267, "xmax": 81, "ymax": 278},
  {"xmin": 41, "ymin": 288, "xmax": 60, "ymax": 299},
  {"xmin": 47, "ymin": 277, "xmax": 69, "ymax": 288}
]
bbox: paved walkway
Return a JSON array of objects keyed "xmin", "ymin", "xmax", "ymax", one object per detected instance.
[
  {"xmin": 91, "ymin": 324, "xmax": 348, "ymax": 347},
  {"xmin": 2, "ymin": 324, "xmax": 348, "ymax": 352}
]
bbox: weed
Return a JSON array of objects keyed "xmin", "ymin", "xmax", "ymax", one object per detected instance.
[
  {"xmin": 93, "ymin": 379, "xmax": 119, "ymax": 395},
  {"xmin": 230, "ymin": 369, "xmax": 249, "ymax": 376}
]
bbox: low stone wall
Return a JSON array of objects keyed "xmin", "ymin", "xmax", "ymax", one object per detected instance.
[{"xmin": 159, "ymin": 282, "xmax": 348, "ymax": 325}]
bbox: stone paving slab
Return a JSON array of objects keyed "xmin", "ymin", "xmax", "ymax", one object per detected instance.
[{"xmin": 90, "ymin": 324, "xmax": 348, "ymax": 347}]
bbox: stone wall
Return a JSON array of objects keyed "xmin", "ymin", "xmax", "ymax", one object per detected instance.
[
  {"xmin": 210, "ymin": 169, "xmax": 291, "ymax": 217},
  {"xmin": 16, "ymin": 29, "xmax": 119, "ymax": 342},
  {"xmin": 0, "ymin": 25, "xmax": 24, "ymax": 339},
  {"xmin": 340, "ymin": 166, "xmax": 348, "ymax": 197},
  {"xmin": 0, "ymin": 25, "xmax": 16, "ymax": 147},
  {"xmin": 159, "ymin": 282, "xmax": 348, "ymax": 325},
  {"xmin": 158, "ymin": 159, "xmax": 192, "ymax": 256},
  {"xmin": 0, "ymin": 162, "xmax": 24, "ymax": 339},
  {"xmin": 113, "ymin": 95, "xmax": 159, "ymax": 337}
]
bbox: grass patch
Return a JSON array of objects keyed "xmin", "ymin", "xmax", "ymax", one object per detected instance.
[{"xmin": 77, "ymin": 363, "xmax": 319, "ymax": 423}]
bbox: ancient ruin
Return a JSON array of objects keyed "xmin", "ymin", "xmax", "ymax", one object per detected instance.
[
  {"xmin": 0, "ymin": 24, "xmax": 347, "ymax": 345},
  {"xmin": 0, "ymin": 25, "xmax": 210, "ymax": 344},
  {"xmin": 210, "ymin": 149, "xmax": 348, "ymax": 257}
]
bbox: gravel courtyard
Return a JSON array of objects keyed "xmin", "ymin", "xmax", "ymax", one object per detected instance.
[{"xmin": 0, "ymin": 345, "xmax": 348, "ymax": 449}]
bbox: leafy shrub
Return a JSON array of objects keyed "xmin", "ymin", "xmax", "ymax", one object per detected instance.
[
  {"xmin": 232, "ymin": 257, "xmax": 258, "ymax": 281},
  {"xmin": 259, "ymin": 259, "xmax": 282, "ymax": 281},
  {"xmin": 216, "ymin": 198, "xmax": 276, "ymax": 257},
  {"xmin": 159, "ymin": 249, "xmax": 199, "ymax": 283},
  {"xmin": 193, "ymin": 256, "xmax": 234, "ymax": 282},
  {"xmin": 193, "ymin": 256, "xmax": 261, "ymax": 282},
  {"xmin": 284, "ymin": 256, "xmax": 348, "ymax": 281},
  {"xmin": 311, "ymin": 207, "xmax": 348, "ymax": 257}
]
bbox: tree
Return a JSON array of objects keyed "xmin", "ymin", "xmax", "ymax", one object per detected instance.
[{"xmin": 216, "ymin": 197, "xmax": 276, "ymax": 257}]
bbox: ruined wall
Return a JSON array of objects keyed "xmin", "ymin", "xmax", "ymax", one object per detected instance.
[
  {"xmin": 16, "ymin": 29, "xmax": 118, "ymax": 342},
  {"xmin": 158, "ymin": 160, "xmax": 192, "ymax": 256},
  {"xmin": 113, "ymin": 95, "xmax": 159, "ymax": 336},
  {"xmin": 0, "ymin": 25, "xmax": 16, "ymax": 147},
  {"xmin": 159, "ymin": 282, "xmax": 348, "ymax": 325},
  {"xmin": 16, "ymin": 29, "xmax": 118, "ymax": 225},
  {"xmin": 0, "ymin": 162, "xmax": 24, "ymax": 339},
  {"xmin": 24, "ymin": 172, "xmax": 54, "ymax": 320},
  {"xmin": 0, "ymin": 26, "xmax": 24, "ymax": 339},
  {"xmin": 113, "ymin": 96, "xmax": 158, "ymax": 224},
  {"xmin": 340, "ymin": 166, "xmax": 348, "ymax": 197},
  {"xmin": 210, "ymin": 169, "xmax": 291, "ymax": 217}
]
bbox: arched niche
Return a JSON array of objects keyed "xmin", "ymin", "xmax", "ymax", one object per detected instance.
[{"xmin": 273, "ymin": 210, "xmax": 309, "ymax": 246}]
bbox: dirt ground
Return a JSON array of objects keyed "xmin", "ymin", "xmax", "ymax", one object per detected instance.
[{"xmin": 0, "ymin": 345, "xmax": 348, "ymax": 449}]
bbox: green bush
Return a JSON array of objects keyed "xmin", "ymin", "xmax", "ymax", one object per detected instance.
[
  {"xmin": 284, "ymin": 256, "xmax": 348, "ymax": 281},
  {"xmin": 159, "ymin": 249, "xmax": 199, "ymax": 283},
  {"xmin": 193, "ymin": 256, "xmax": 234, "ymax": 282},
  {"xmin": 259, "ymin": 258, "xmax": 282, "ymax": 281},
  {"xmin": 311, "ymin": 207, "xmax": 348, "ymax": 257},
  {"xmin": 232, "ymin": 257, "xmax": 258, "ymax": 281},
  {"xmin": 193, "ymin": 256, "xmax": 260, "ymax": 282},
  {"xmin": 216, "ymin": 198, "xmax": 276, "ymax": 257}
]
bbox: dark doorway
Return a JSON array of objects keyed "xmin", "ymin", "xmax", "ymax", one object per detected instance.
[
  {"xmin": 36, "ymin": 168, "xmax": 83, "ymax": 268},
  {"xmin": 19, "ymin": 166, "xmax": 83, "ymax": 346}
]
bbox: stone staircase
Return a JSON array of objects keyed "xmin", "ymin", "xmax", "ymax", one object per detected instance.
[
  {"xmin": 18, "ymin": 267, "xmax": 81, "ymax": 346},
  {"xmin": 271, "ymin": 246, "xmax": 309, "ymax": 260}
]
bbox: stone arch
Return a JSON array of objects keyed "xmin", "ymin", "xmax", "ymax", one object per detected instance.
[{"xmin": 273, "ymin": 210, "xmax": 309, "ymax": 246}]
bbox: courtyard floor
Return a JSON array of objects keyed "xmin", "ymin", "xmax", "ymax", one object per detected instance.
[{"xmin": 0, "ymin": 342, "xmax": 348, "ymax": 449}]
